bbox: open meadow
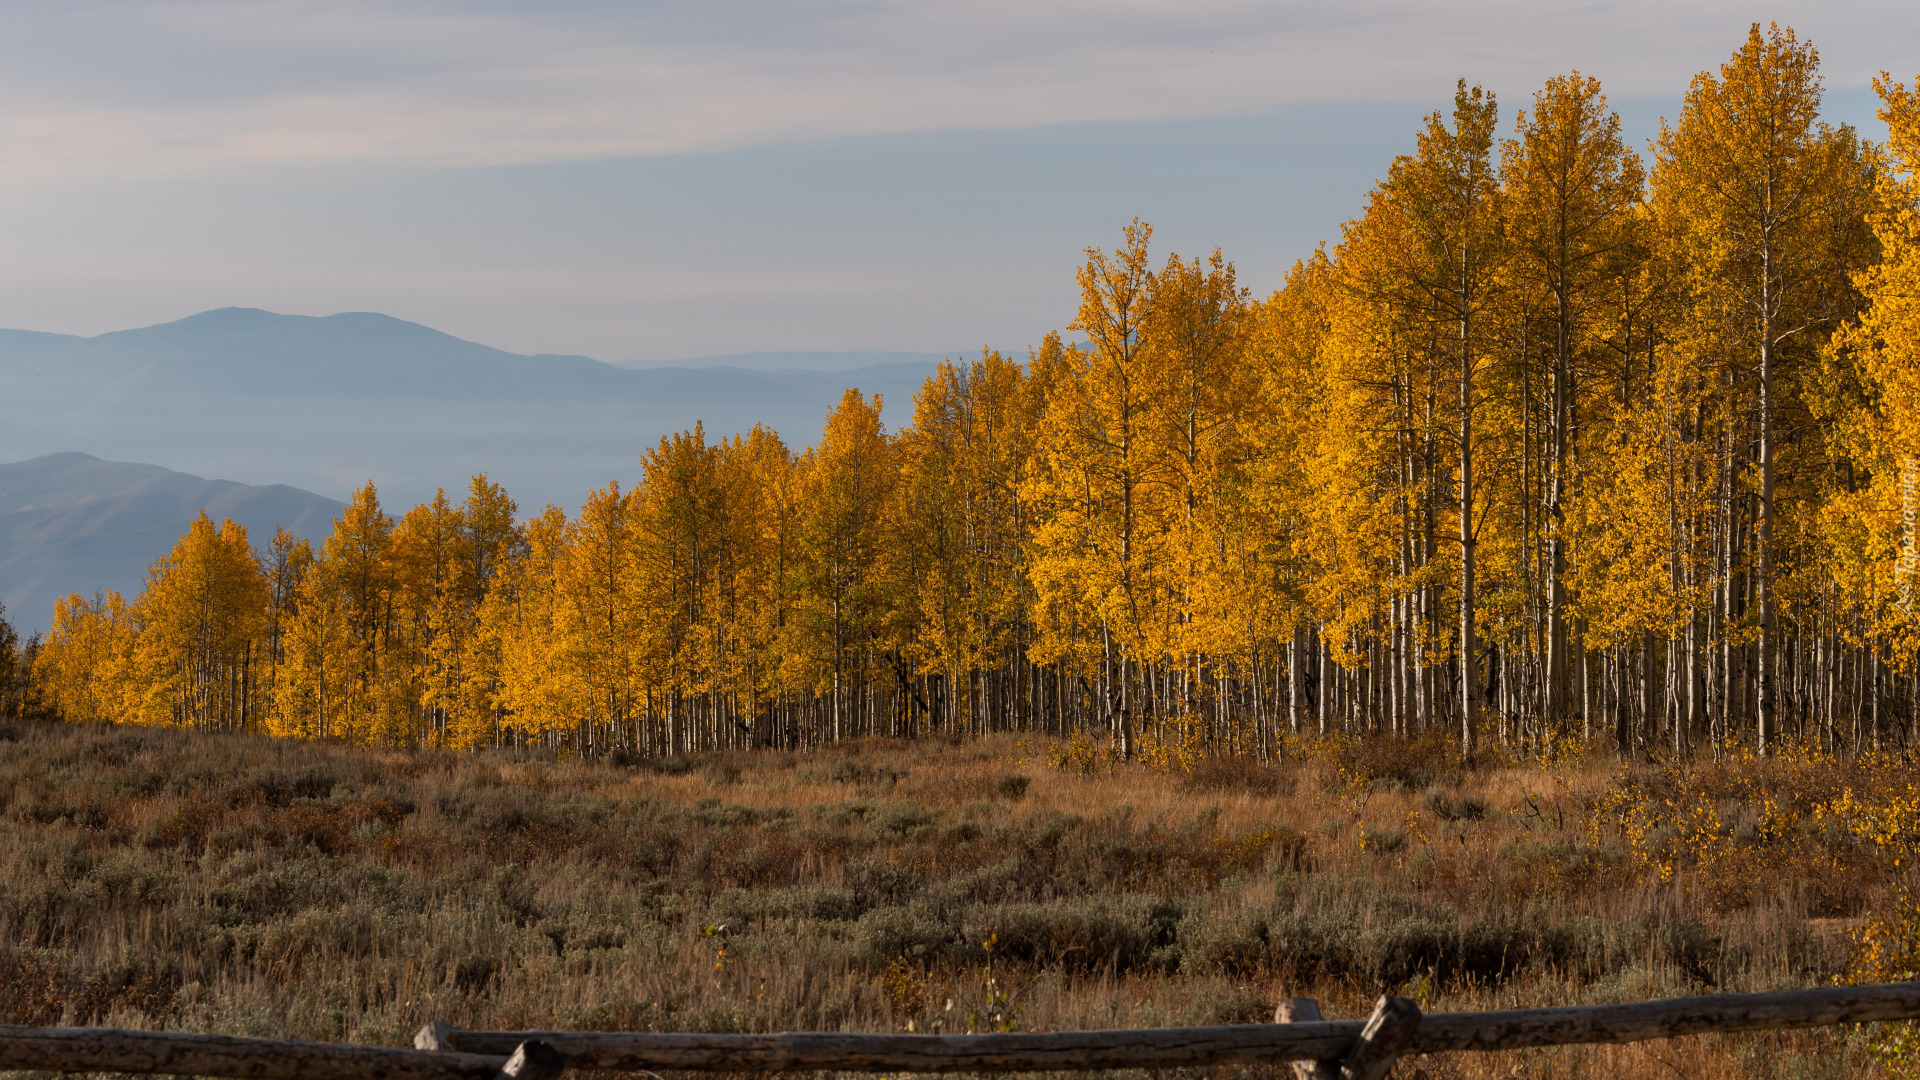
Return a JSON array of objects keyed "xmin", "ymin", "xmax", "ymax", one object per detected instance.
[
  {"xmin": 6, "ymin": 718, "xmax": 1919, "ymax": 1079},
  {"xmin": 8, "ymin": 13, "xmax": 1920, "ymax": 1080}
]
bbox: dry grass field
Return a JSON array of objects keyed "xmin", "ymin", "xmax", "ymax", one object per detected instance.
[{"xmin": 2, "ymin": 718, "xmax": 1912, "ymax": 1079}]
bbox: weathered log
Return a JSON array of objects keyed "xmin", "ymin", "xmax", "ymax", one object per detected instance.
[
  {"xmin": 1273, "ymin": 997, "xmax": 1339, "ymax": 1080},
  {"xmin": 1409, "ymin": 983, "xmax": 1920, "ymax": 1052},
  {"xmin": 1339, "ymin": 997, "xmax": 1420, "ymax": 1080},
  {"xmin": 421, "ymin": 983, "xmax": 1920, "ymax": 1073},
  {"xmin": 0, "ymin": 1024, "xmax": 509, "ymax": 1080},
  {"xmin": 419, "ymin": 1022, "xmax": 1359, "ymax": 1072},
  {"xmin": 11, "ymin": 983, "xmax": 1918, "ymax": 1080}
]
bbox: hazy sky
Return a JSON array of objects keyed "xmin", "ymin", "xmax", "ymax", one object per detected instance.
[{"xmin": 0, "ymin": 2, "xmax": 1908, "ymax": 361}]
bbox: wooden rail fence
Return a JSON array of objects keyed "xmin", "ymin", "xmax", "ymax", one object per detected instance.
[{"xmin": 4, "ymin": 984, "xmax": 1918, "ymax": 1080}]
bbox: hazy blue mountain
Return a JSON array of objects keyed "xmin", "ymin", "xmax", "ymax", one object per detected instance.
[
  {"xmin": 626, "ymin": 349, "xmax": 958, "ymax": 372},
  {"xmin": 0, "ymin": 453, "xmax": 342, "ymax": 634},
  {"xmin": 0, "ymin": 308, "xmax": 941, "ymax": 514}
]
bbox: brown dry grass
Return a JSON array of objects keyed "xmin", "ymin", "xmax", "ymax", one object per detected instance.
[{"xmin": 0, "ymin": 719, "xmax": 1899, "ymax": 1079}]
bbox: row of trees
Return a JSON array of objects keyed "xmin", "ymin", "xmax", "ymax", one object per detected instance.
[{"xmin": 23, "ymin": 24, "xmax": 1920, "ymax": 760}]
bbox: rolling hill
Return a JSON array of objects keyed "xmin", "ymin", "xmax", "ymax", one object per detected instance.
[
  {"xmin": 0, "ymin": 308, "xmax": 945, "ymax": 515},
  {"xmin": 0, "ymin": 453, "xmax": 342, "ymax": 634}
]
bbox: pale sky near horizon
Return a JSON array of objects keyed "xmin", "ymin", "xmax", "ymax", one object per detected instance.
[{"xmin": 0, "ymin": 2, "xmax": 1909, "ymax": 362}]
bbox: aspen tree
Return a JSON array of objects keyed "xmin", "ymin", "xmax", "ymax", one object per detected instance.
[
  {"xmin": 730, "ymin": 424, "xmax": 798, "ymax": 746},
  {"xmin": 1850, "ymin": 74, "xmax": 1920, "ymax": 486},
  {"xmin": 260, "ymin": 527, "xmax": 314, "ymax": 736},
  {"xmin": 486, "ymin": 505, "xmax": 571, "ymax": 745},
  {"xmin": 133, "ymin": 513, "xmax": 268, "ymax": 731},
  {"xmin": 1312, "ymin": 226, "xmax": 1422, "ymax": 737},
  {"xmin": 395, "ymin": 490, "xmax": 467, "ymax": 744},
  {"xmin": 450, "ymin": 476, "xmax": 522, "ymax": 748},
  {"xmin": 277, "ymin": 484, "xmax": 399, "ymax": 743},
  {"xmin": 1653, "ymin": 23, "xmax": 1868, "ymax": 753},
  {"xmin": 634, "ymin": 424, "xmax": 734, "ymax": 752},
  {"xmin": 1145, "ymin": 249, "xmax": 1251, "ymax": 736},
  {"xmin": 554, "ymin": 483, "xmax": 643, "ymax": 755},
  {"xmin": 1830, "ymin": 73, "xmax": 1920, "ymax": 676},
  {"xmin": 1503, "ymin": 73, "xmax": 1647, "ymax": 728},
  {"xmin": 1250, "ymin": 255, "xmax": 1337, "ymax": 735},
  {"xmin": 897, "ymin": 350, "xmax": 1038, "ymax": 735},
  {"xmin": 275, "ymin": 576, "xmax": 340, "ymax": 740},
  {"xmin": 34, "ymin": 592, "xmax": 137, "ymax": 725},
  {"xmin": 1021, "ymin": 331, "xmax": 1105, "ymax": 732},
  {"xmin": 793, "ymin": 390, "xmax": 896, "ymax": 741},
  {"xmin": 1343, "ymin": 84, "xmax": 1505, "ymax": 757},
  {"xmin": 895, "ymin": 361, "xmax": 980, "ymax": 734},
  {"xmin": 701, "ymin": 431, "xmax": 774, "ymax": 747},
  {"xmin": 1026, "ymin": 222, "xmax": 1179, "ymax": 757}
]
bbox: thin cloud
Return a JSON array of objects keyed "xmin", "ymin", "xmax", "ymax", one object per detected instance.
[{"xmin": 0, "ymin": 0, "xmax": 1909, "ymax": 183}]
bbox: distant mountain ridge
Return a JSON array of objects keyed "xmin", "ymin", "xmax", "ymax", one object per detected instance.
[
  {"xmin": 624, "ymin": 349, "xmax": 958, "ymax": 373},
  {"xmin": 0, "ymin": 308, "xmax": 944, "ymax": 513},
  {"xmin": 0, "ymin": 452, "xmax": 341, "ymax": 634}
]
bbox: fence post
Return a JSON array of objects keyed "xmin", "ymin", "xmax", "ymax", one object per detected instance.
[
  {"xmin": 417, "ymin": 1023, "xmax": 561, "ymax": 1080},
  {"xmin": 1274, "ymin": 998, "xmax": 1338, "ymax": 1080},
  {"xmin": 1339, "ymin": 996, "xmax": 1421, "ymax": 1080},
  {"xmin": 497, "ymin": 1041, "xmax": 564, "ymax": 1080}
]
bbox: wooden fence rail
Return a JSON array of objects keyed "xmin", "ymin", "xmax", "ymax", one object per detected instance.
[{"xmin": 5, "ymin": 984, "xmax": 1920, "ymax": 1080}]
